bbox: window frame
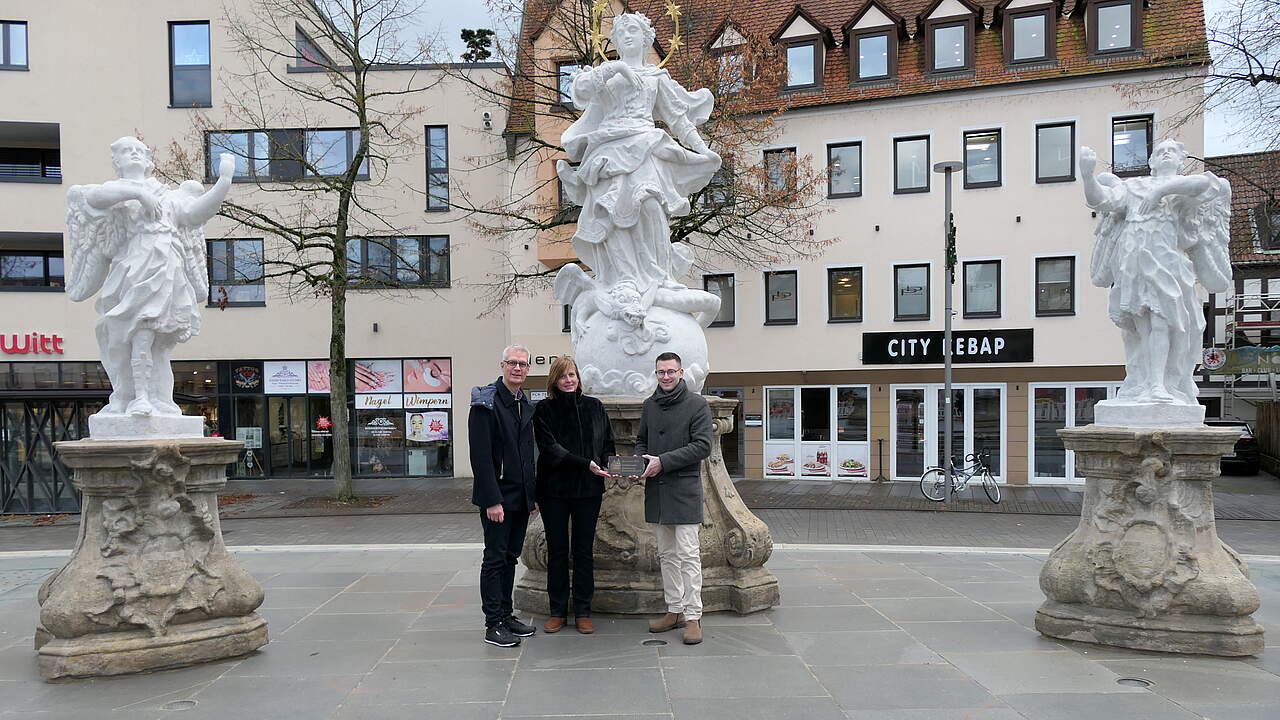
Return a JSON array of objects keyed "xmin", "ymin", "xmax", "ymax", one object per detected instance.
[
  {"xmin": 1035, "ymin": 121, "xmax": 1076, "ymax": 183},
  {"xmin": 1111, "ymin": 114, "xmax": 1153, "ymax": 177},
  {"xmin": 555, "ymin": 60, "xmax": 582, "ymax": 109},
  {"xmin": 924, "ymin": 17, "xmax": 974, "ymax": 74},
  {"xmin": 893, "ymin": 135, "xmax": 931, "ymax": 194},
  {"xmin": 849, "ymin": 28, "xmax": 896, "ymax": 82},
  {"xmin": 168, "ymin": 20, "xmax": 212, "ymax": 108},
  {"xmin": 827, "ymin": 266, "xmax": 864, "ymax": 323},
  {"xmin": 827, "ymin": 141, "xmax": 863, "ymax": 198},
  {"xmin": 204, "ymin": 128, "xmax": 370, "ymax": 183},
  {"xmin": 1088, "ymin": 0, "xmax": 1142, "ymax": 56},
  {"xmin": 0, "ymin": 20, "xmax": 28, "ymax": 70},
  {"xmin": 562, "ymin": 304, "xmax": 572, "ymax": 333},
  {"xmin": 764, "ymin": 269, "xmax": 799, "ymax": 326},
  {"xmin": 782, "ymin": 38, "xmax": 822, "ymax": 90},
  {"xmin": 294, "ymin": 26, "xmax": 332, "ymax": 69},
  {"xmin": 0, "ymin": 250, "xmax": 63, "ymax": 291},
  {"xmin": 961, "ymin": 259, "xmax": 1001, "ymax": 319},
  {"xmin": 764, "ymin": 146, "xmax": 798, "ymax": 192},
  {"xmin": 425, "ymin": 125, "xmax": 449, "ymax": 212},
  {"xmin": 205, "ymin": 130, "xmax": 269, "ymax": 182},
  {"xmin": 348, "ymin": 235, "xmax": 450, "ymax": 289},
  {"xmin": 894, "ymin": 263, "xmax": 931, "ymax": 322},
  {"xmin": 962, "ymin": 128, "xmax": 1002, "ymax": 189},
  {"xmin": 206, "ymin": 238, "xmax": 266, "ymax": 307},
  {"xmin": 1003, "ymin": 6, "xmax": 1055, "ymax": 65},
  {"xmin": 1035, "ymin": 255, "xmax": 1076, "ymax": 317},
  {"xmin": 703, "ymin": 273, "xmax": 737, "ymax": 327}
]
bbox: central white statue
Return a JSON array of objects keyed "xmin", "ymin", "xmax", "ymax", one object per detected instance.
[
  {"xmin": 66, "ymin": 137, "xmax": 235, "ymax": 438},
  {"xmin": 1081, "ymin": 140, "xmax": 1232, "ymax": 427},
  {"xmin": 554, "ymin": 12, "xmax": 723, "ymax": 396}
]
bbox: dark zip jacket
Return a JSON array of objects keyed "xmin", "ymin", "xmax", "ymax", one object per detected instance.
[
  {"xmin": 533, "ymin": 389, "xmax": 615, "ymax": 500},
  {"xmin": 468, "ymin": 378, "xmax": 536, "ymax": 512}
]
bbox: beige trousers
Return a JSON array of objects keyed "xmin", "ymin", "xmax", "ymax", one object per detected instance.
[{"xmin": 654, "ymin": 523, "xmax": 702, "ymax": 620}]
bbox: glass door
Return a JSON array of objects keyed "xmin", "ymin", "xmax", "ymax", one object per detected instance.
[
  {"xmin": 764, "ymin": 387, "xmax": 796, "ymax": 477},
  {"xmin": 893, "ymin": 384, "xmax": 1005, "ymax": 480},
  {"xmin": 893, "ymin": 387, "xmax": 927, "ymax": 478},
  {"xmin": 799, "ymin": 387, "xmax": 833, "ymax": 477}
]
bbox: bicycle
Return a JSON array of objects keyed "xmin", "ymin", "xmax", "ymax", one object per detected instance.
[{"xmin": 920, "ymin": 448, "xmax": 1001, "ymax": 503}]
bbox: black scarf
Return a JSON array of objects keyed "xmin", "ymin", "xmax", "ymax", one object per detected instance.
[
  {"xmin": 548, "ymin": 389, "xmax": 595, "ymax": 458},
  {"xmin": 654, "ymin": 379, "xmax": 688, "ymax": 408}
]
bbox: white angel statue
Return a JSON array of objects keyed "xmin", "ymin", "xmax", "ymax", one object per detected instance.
[
  {"xmin": 1082, "ymin": 139, "xmax": 1232, "ymax": 411},
  {"xmin": 66, "ymin": 137, "xmax": 235, "ymax": 418}
]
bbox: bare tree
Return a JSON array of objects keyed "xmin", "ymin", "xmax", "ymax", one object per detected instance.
[
  {"xmin": 163, "ymin": 0, "xmax": 446, "ymax": 500},
  {"xmin": 441, "ymin": 0, "xmax": 833, "ymax": 311}
]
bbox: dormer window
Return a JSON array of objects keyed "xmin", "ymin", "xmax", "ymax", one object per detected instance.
[
  {"xmin": 999, "ymin": 1, "xmax": 1056, "ymax": 64},
  {"xmin": 920, "ymin": 0, "xmax": 980, "ymax": 74},
  {"xmin": 844, "ymin": 1, "xmax": 903, "ymax": 82},
  {"xmin": 707, "ymin": 21, "xmax": 747, "ymax": 93},
  {"xmin": 1088, "ymin": 0, "xmax": 1142, "ymax": 55},
  {"xmin": 786, "ymin": 43, "xmax": 818, "ymax": 86},
  {"xmin": 931, "ymin": 22, "xmax": 968, "ymax": 71},
  {"xmin": 771, "ymin": 6, "xmax": 834, "ymax": 91}
]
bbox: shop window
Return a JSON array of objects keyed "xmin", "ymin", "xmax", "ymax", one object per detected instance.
[
  {"xmin": 827, "ymin": 142, "xmax": 862, "ymax": 198},
  {"xmin": 894, "ymin": 136, "xmax": 929, "ymax": 194},
  {"xmin": 962, "ymin": 260, "xmax": 1000, "ymax": 318},
  {"xmin": 764, "ymin": 147, "xmax": 796, "ymax": 192},
  {"xmin": 0, "ymin": 21, "xmax": 27, "ymax": 69},
  {"xmin": 0, "ymin": 250, "xmax": 62, "ymax": 289},
  {"xmin": 1090, "ymin": 0, "xmax": 1141, "ymax": 55},
  {"xmin": 894, "ymin": 263, "xmax": 929, "ymax": 321},
  {"xmin": 1005, "ymin": 8, "xmax": 1053, "ymax": 64},
  {"xmin": 426, "ymin": 125, "xmax": 449, "ymax": 211},
  {"xmin": 169, "ymin": 21, "xmax": 211, "ymax": 107},
  {"xmin": 963, "ymin": 129, "xmax": 1000, "ymax": 188},
  {"xmin": 1035, "ymin": 256, "xmax": 1074, "ymax": 316},
  {"xmin": 173, "ymin": 361, "xmax": 219, "ymax": 395},
  {"xmin": 703, "ymin": 273, "xmax": 735, "ymax": 327},
  {"xmin": 1112, "ymin": 115, "xmax": 1152, "ymax": 176},
  {"xmin": 827, "ymin": 267, "xmax": 862, "ymax": 322},
  {"xmin": 207, "ymin": 238, "xmax": 265, "ymax": 306},
  {"xmin": 766, "ymin": 387, "xmax": 795, "ymax": 441},
  {"xmin": 1036, "ymin": 122, "xmax": 1075, "ymax": 183},
  {"xmin": 1033, "ymin": 385, "xmax": 1112, "ymax": 480},
  {"xmin": 764, "ymin": 270, "xmax": 797, "ymax": 325},
  {"xmin": 837, "ymin": 386, "xmax": 868, "ymax": 442}
]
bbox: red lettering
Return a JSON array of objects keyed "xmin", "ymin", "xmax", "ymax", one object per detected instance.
[
  {"xmin": 51, "ymin": 335, "xmax": 64, "ymax": 353},
  {"xmin": 0, "ymin": 334, "xmax": 30, "ymax": 354},
  {"xmin": 39, "ymin": 334, "xmax": 53, "ymax": 354}
]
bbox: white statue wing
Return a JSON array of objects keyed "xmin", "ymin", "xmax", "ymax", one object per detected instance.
[
  {"xmin": 1089, "ymin": 209, "xmax": 1122, "ymax": 288},
  {"xmin": 1185, "ymin": 173, "xmax": 1233, "ymax": 294},
  {"xmin": 553, "ymin": 262, "xmax": 596, "ymax": 307},
  {"xmin": 65, "ymin": 185, "xmax": 122, "ymax": 301},
  {"xmin": 181, "ymin": 223, "xmax": 210, "ymax": 302}
]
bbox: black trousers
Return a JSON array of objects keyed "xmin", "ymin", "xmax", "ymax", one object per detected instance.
[
  {"xmin": 480, "ymin": 507, "xmax": 530, "ymax": 627},
  {"xmin": 540, "ymin": 495, "xmax": 602, "ymax": 618}
]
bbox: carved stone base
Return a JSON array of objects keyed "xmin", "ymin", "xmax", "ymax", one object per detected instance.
[
  {"xmin": 36, "ymin": 615, "xmax": 267, "ymax": 680},
  {"xmin": 1036, "ymin": 425, "xmax": 1264, "ymax": 656},
  {"xmin": 37, "ymin": 437, "xmax": 267, "ymax": 680},
  {"xmin": 515, "ymin": 397, "xmax": 779, "ymax": 616}
]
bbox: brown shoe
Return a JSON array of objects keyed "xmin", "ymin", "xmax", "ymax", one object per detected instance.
[
  {"xmin": 543, "ymin": 617, "xmax": 567, "ymax": 633},
  {"xmin": 575, "ymin": 617, "xmax": 595, "ymax": 634},
  {"xmin": 682, "ymin": 619, "xmax": 703, "ymax": 645},
  {"xmin": 648, "ymin": 612, "xmax": 685, "ymax": 633}
]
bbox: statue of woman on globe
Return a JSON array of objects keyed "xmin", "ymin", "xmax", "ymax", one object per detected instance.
[{"xmin": 554, "ymin": 11, "xmax": 724, "ymax": 396}]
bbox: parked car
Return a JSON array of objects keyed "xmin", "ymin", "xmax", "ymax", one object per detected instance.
[{"xmin": 1205, "ymin": 420, "xmax": 1260, "ymax": 475}]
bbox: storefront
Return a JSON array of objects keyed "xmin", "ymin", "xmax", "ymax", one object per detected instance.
[
  {"xmin": 762, "ymin": 385, "xmax": 869, "ymax": 479},
  {"xmin": 1028, "ymin": 382, "xmax": 1122, "ymax": 484},
  {"xmin": 890, "ymin": 383, "xmax": 1005, "ymax": 481}
]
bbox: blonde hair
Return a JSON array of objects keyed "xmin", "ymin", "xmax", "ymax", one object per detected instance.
[{"xmin": 546, "ymin": 355, "xmax": 579, "ymax": 400}]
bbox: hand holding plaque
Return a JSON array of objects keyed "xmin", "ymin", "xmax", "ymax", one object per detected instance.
[{"xmin": 608, "ymin": 455, "xmax": 647, "ymax": 478}]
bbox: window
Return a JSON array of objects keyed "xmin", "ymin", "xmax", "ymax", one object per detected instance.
[
  {"xmin": 207, "ymin": 239, "xmax": 265, "ymax": 306},
  {"xmin": 306, "ymin": 129, "xmax": 368, "ymax": 178},
  {"xmin": 894, "ymin": 136, "xmax": 929, "ymax": 194},
  {"xmin": 703, "ymin": 274, "xmax": 735, "ymax": 327},
  {"xmin": 0, "ymin": 21, "xmax": 27, "ymax": 69},
  {"xmin": 0, "ymin": 147, "xmax": 59, "ymax": 181},
  {"xmin": 927, "ymin": 20, "xmax": 971, "ymax": 72},
  {"xmin": 207, "ymin": 131, "xmax": 269, "ymax": 181},
  {"xmin": 347, "ymin": 236, "xmax": 449, "ymax": 287},
  {"xmin": 962, "ymin": 260, "xmax": 1000, "ymax": 318},
  {"xmin": 562, "ymin": 305, "xmax": 572, "ymax": 333},
  {"xmin": 764, "ymin": 147, "xmax": 796, "ymax": 192},
  {"xmin": 784, "ymin": 41, "xmax": 819, "ymax": 88},
  {"xmin": 554, "ymin": 176, "xmax": 581, "ymax": 224},
  {"xmin": 853, "ymin": 31, "xmax": 892, "ymax": 81},
  {"xmin": 963, "ymin": 129, "xmax": 1000, "ymax": 188},
  {"xmin": 1255, "ymin": 203, "xmax": 1280, "ymax": 251},
  {"xmin": 1091, "ymin": 0, "xmax": 1139, "ymax": 54},
  {"xmin": 827, "ymin": 142, "xmax": 862, "ymax": 198},
  {"xmin": 557, "ymin": 62, "xmax": 580, "ymax": 106},
  {"xmin": 701, "ymin": 164, "xmax": 734, "ymax": 208},
  {"xmin": 828, "ymin": 267, "xmax": 862, "ymax": 322},
  {"xmin": 764, "ymin": 270, "xmax": 797, "ymax": 325},
  {"xmin": 717, "ymin": 52, "xmax": 745, "ymax": 92},
  {"xmin": 894, "ymin": 264, "xmax": 930, "ymax": 321},
  {"xmin": 1112, "ymin": 115, "xmax": 1152, "ymax": 176},
  {"xmin": 1005, "ymin": 9, "xmax": 1053, "ymax": 64},
  {"xmin": 1036, "ymin": 122, "xmax": 1075, "ymax": 183},
  {"xmin": 169, "ymin": 21, "xmax": 211, "ymax": 107},
  {"xmin": 426, "ymin": 126, "xmax": 448, "ymax": 211},
  {"xmin": 0, "ymin": 251, "xmax": 62, "ymax": 289},
  {"xmin": 1035, "ymin": 256, "xmax": 1074, "ymax": 316},
  {"xmin": 296, "ymin": 28, "xmax": 330, "ymax": 68}
]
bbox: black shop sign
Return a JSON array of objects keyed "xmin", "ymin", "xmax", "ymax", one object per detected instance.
[{"xmin": 863, "ymin": 329, "xmax": 1033, "ymax": 365}]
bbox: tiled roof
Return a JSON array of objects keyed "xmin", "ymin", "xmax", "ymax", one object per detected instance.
[
  {"xmin": 1205, "ymin": 150, "xmax": 1280, "ymax": 266},
  {"xmin": 506, "ymin": 0, "xmax": 1209, "ymax": 135}
]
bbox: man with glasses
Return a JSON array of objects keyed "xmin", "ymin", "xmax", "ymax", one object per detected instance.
[
  {"xmin": 636, "ymin": 352, "xmax": 713, "ymax": 644},
  {"xmin": 469, "ymin": 345, "xmax": 538, "ymax": 646}
]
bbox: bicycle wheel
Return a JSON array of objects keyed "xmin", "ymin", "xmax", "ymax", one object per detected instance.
[
  {"xmin": 982, "ymin": 471, "xmax": 1001, "ymax": 504},
  {"xmin": 920, "ymin": 467, "xmax": 948, "ymax": 501}
]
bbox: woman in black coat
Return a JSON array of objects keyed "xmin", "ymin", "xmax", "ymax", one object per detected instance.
[{"xmin": 533, "ymin": 356, "xmax": 614, "ymax": 634}]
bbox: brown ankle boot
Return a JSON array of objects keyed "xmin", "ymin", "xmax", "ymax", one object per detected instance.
[
  {"xmin": 682, "ymin": 619, "xmax": 703, "ymax": 645},
  {"xmin": 575, "ymin": 617, "xmax": 595, "ymax": 634},
  {"xmin": 648, "ymin": 612, "xmax": 685, "ymax": 633},
  {"xmin": 543, "ymin": 617, "xmax": 567, "ymax": 633}
]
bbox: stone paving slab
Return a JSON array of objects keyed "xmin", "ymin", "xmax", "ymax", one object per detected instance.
[{"xmin": 0, "ymin": 547, "xmax": 1275, "ymax": 719}]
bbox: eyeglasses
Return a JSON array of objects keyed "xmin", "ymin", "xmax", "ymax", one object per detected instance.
[
  {"xmin": 655, "ymin": 369, "xmax": 681, "ymax": 377},
  {"xmin": 504, "ymin": 360, "xmax": 530, "ymax": 369}
]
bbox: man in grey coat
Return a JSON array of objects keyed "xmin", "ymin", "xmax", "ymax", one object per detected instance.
[{"xmin": 636, "ymin": 352, "xmax": 713, "ymax": 644}]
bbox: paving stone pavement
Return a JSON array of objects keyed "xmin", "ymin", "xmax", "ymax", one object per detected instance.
[{"xmin": 0, "ymin": 547, "xmax": 1276, "ymax": 719}]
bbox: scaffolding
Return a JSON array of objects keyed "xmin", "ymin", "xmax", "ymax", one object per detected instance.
[{"xmin": 1220, "ymin": 292, "xmax": 1280, "ymax": 419}]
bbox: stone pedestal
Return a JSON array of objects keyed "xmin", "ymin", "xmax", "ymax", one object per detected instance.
[
  {"xmin": 1036, "ymin": 425, "xmax": 1264, "ymax": 656},
  {"xmin": 36, "ymin": 437, "xmax": 267, "ymax": 680},
  {"xmin": 516, "ymin": 396, "xmax": 779, "ymax": 615}
]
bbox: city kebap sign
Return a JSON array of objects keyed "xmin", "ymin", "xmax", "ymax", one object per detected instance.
[{"xmin": 862, "ymin": 329, "xmax": 1034, "ymax": 365}]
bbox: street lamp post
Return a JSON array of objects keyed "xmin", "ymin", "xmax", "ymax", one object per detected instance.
[{"xmin": 933, "ymin": 160, "xmax": 963, "ymax": 503}]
